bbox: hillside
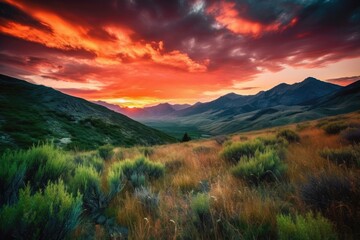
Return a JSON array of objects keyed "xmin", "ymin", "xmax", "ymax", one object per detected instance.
[
  {"xmin": 139, "ymin": 78, "xmax": 359, "ymax": 138},
  {"xmin": 1, "ymin": 111, "xmax": 359, "ymax": 239},
  {"xmin": 0, "ymin": 74, "xmax": 176, "ymax": 151}
]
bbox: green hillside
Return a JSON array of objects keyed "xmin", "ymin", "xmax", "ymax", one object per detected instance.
[{"xmin": 0, "ymin": 74, "xmax": 176, "ymax": 151}]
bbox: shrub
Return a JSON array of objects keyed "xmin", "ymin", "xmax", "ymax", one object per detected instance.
[
  {"xmin": 137, "ymin": 146, "xmax": 154, "ymax": 157},
  {"xmin": 0, "ymin": 144, "xmax": 70, "ymax": 192},
  {"xmin": 300, "ymin": 174, "xmax": 360, "ymax": 236},
  {"xmin": 0, "ymin": 181, "xmax": 82, "ymax": 239},
  {"xmin": 107, "ymin": 166, "xmax": 123, "ymax": 197},
  {"xmin": 181, "ymin": 132, "xmax": 191, "ymax": 142},
  {"xmin": 73, "ymin": 152, "xmax": 104, "ymax": 172},
  {"xmin": 69, "ymin": 165, "xmax": 111, "ymax": 223},
  {"xmin": 277, "ymin": 129, "xmax": 300, "ymax": 143},
  {"xmin": 322, "ymin": 122, "xmax": 348, "ymax": 135},
  {"xmin": 214, "ymin": 135, "xmax": 229, "ymax": 145},
  {"xmin": 110, "ymin": 156, "xmax": 165, "ymax": 188},
  {"xmin": 0, "ymin": 151, "xmax": 27, "ymax": 205},
  {"xmin": 134, "ymin": 186, "xmax": 159, "ymax": 215},
  {"xmin": 277, "ymin": 212, "xmax": 337, "ymax": 240},
  {"xmin": 98, "ymin": 144, "xmax": 114, "ymax": 160},
  {"xmin": 191, "ymin": 193, "xmax": 211, "ymax": 229},
  {"xmin": 320, "ymin": 145, "xmax": 360, "ymax": 167},
  {"xmin": 231, "ymin": 149, "xmax": 286, "ymax": 184},
  {"xmin": 341, "ymin": 128, "xmax": 360, "ymax": 144},
  {"xmin": 70, "ymin": 165, "xmax": 101, "ymax": 194},
  {"xmin": 220, "ymin": 139, "xmax": 266, "ymax": 163}
]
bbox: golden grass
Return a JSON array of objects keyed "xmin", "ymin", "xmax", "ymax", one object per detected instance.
[{"xmin": 100, "ymin": 111, "xmax": 360, "ymax": 239}]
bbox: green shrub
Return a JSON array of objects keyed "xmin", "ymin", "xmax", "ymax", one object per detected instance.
[
  {"xmin": 70, "ymin": 165, "xmax": 101, "ymax": 194},
  {"xmin": 74, "ymin": 152, "xmax": 104, "ymax": 172},
  {"xmin": 191, "ymin": 193, "xmax": 211, "ymax": 229},
  {"xmin": 277, "ymin": 129, "xmax": 300, "ymax": 143},
  {"xmin": 0, "ymin": 151, "xmax": 27, "ymax": 205},
  {"xmin": 0, "ymin": 144, "xmax": 70, "ymax": 193},
  {"xmin": 107, "ymin": 166, "xmax": 123, "ymax": 197},
  {"xmin": 98, "ymin": 144, "xmax": 114, "ymax": 160},
  {"xmin": 320, "ymin": 145, "xmax": 360, "ymax": 167},
  {"xmin": 220, "ymin": 139, "xmax": 266, "ymax": 163},
  {"xmin": 322, "ymin": 122, "xmax": 348, "ymax": 135},
  {"xmin": 137, "ymin": 146, "xmax": 154, "ymax": 157},
  {"xmin": 277, "ymin": 212, "xmax": 337, "ymax": 240},
  {"xmin": 0, "ymin": 181, "xmax": 82, "ymax": 239},
  {"xmin": 110, "ymin": 156, "xmax": 165, "ymax": 188},
  {"xmin": 231, "ymin": 149, "xmax": 286, "ymax": 184}
]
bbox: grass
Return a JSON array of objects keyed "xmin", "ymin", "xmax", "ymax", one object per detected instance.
[
  {"xmin": 320, "ymin": 145, "xmax": 360, "ymax": 167},
  {"xmin": 1, "ymin": 111, "xmax": 360, "ymax": 239},
  {"xmin": 277, "ymin": 212, "xmax": 337, "ymax": 240}
]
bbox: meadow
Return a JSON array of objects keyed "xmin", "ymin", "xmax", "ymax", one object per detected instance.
[{"xmin": 1, "ymin": 111, "xmax": 360, "ymax": 240}]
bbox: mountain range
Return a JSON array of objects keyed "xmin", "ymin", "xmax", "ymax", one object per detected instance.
[
  {"xmin": 0, "ymin": 74, "xmax": 175, "ymax": 151},
  {"xmin": 96, "ymin": 77, "xmax": 360, "ymax": 138}
]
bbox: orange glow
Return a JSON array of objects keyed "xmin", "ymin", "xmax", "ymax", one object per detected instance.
[
  {"xmin": 1, "ymin": 1, "xmax": 208, "ymax": 72},
  {"xmin": 207, "ymin": 1, "xmax": 297, "ymax": 37}
]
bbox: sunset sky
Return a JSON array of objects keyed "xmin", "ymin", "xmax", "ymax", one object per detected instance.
[{"xmin": 1, "ymin": 0, "xmax": 359, "ymax": 107}]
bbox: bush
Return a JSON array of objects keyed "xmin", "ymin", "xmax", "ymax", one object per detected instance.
[
  {"xmin": 98, "ymin": 144, "xmax": 114, "ymax": 160},
  {"xmin": 0, "ymin": 151, "xmax": 27, "ymax": 205},
  {"xmin": 107, "ymin": 166, "xmax": 123, "ymax": 197},
  {"xmin": 0, "ymin": 144, "xmax": 70, "ymax": 193},
  {"xmin": 300, "ymin": 174, "xmax": 360, "ymax": 236},
  {"xmin": 220, "ymin": 139, "xmax": 266, "ymax": 163},
  {"xmin": 214, "ymin": 135, "xmax": 229, "ymax": 145},
  {"xmin": 277, "ymin": 212, "xmax": 336, "ymax": 240},
  {"xmin": 322, "ymin": 122, "xmax": 348, "ymax": 135},
  {"xmin": 70, "ymin": 165, "xmax": 101, "ymax": 194},
  {"xmin": 73, "ymin": 152, "xmax": 104, "ymax": 172},
  {"xmin": 110, "ymin": 156, "xmax": 165, "ymax": 188},
  {"xmin": 341, "ymin": 128, "xmax": 360, "ymax": 144},
  {"xmin": 231, "ymin": 149, "xmax": 286, "ymax": 184},
  {"xmin": 181, "ymin": 132, "xmax": 191, "ymax": 142},
  {"xmin": 277, "ymin": 129, "xmax": 300, "ymax": 143},
  {"xmin": 320, "ymin": 145, "xmax": 360, "ymax": 167},
  {"xmin": 137, "ymin": 146, "xmax": 154, "ymax": 157},
  {"xmin": 134, "ymin": 186, "xmax": 159, "ymax": 214},
  {"xmin": 191, "ymin": 193, "xmax": 211, "ymax": 229},
  {"xmin": 0, "ymin": 181, "xmax": 82, "ymax": 239}
]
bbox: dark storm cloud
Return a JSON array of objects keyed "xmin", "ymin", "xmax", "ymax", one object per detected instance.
[
  {"xmin": 0, "ymin": 1, "xmax": 51, "ymax": 32},
  {"xmin": 1, "ymin": 0, "xmax": 359, "ymax": 91}
]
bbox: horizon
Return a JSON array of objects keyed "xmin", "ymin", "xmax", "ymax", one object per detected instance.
[{"xmin": 1, "ymin": 0, "xmax": 359, "ymax": 107}]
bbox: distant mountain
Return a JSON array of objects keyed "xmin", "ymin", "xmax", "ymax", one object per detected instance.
[
  {"xmin": 94, "ymin": 101, "xmax": 191, "ymax": 119},
  {"xmin": 0, "ymin": 74, "xmax": 175, "ymax": 151},
  {"xmin": 175, "ymin": 77, "xmax": 341, "ymax": 117},
  {"xmin": 140, "ymin": 77, "xmax": 360, "ymax": 138}
]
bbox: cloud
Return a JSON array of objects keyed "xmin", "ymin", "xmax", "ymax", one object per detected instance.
[
  {"xmin": 326, "ymin": 75, "xmax": 360, "ymax": 85},
  {"xmin": 0, "ymin": 0, "xmax": 359, "ymax": 106}
]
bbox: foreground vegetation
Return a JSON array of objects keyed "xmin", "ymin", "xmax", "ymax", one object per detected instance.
[{"xmin": 1, "ymin": 112, "xmax": 360, "ymax": 239}]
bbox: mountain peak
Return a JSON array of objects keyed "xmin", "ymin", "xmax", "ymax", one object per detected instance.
[
  {"xmin": 223, "ymin": 92, "xmax": 241, "ymax": 99},
  {"xmin": 303, "ymin": 77, "xmax": 319, "ymax": 83}
]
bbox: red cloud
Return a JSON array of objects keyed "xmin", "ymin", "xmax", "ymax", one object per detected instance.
[{"xmin": 207, "ymin": 1, "xmax": 297, "ymax": 37}]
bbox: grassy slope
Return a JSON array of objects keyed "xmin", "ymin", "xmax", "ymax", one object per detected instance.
[
  {"xmin": 113, "ymin": 111, "xmax": 360, "ymax": 239},
  {"xmin": 1, "ymin": 111, "xmax": 359, "ymax": 239},
  {"xmin": 0, "ymin": 75, "xmax": 175, "ymax": 151}
]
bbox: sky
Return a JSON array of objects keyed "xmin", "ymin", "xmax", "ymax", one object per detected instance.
[{"xmin": 0, "ymin": 0, "xmax": 359, "ymax": 108}]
